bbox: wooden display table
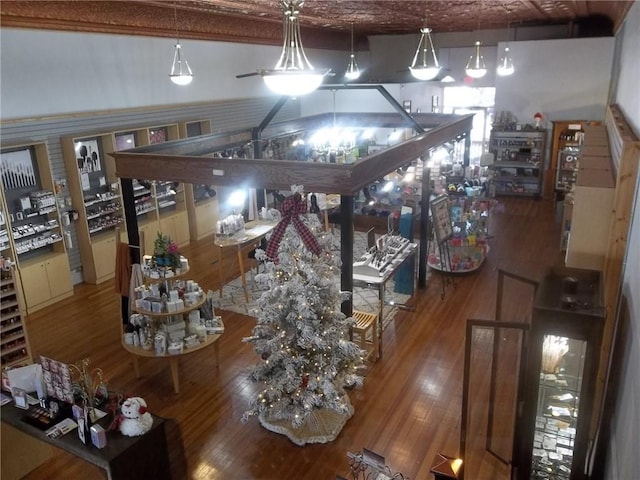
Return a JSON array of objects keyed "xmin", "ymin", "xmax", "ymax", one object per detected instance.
[
  {"xmin": 214, "ymin": 221, "xmax": 277, "ymax": 302},
  {"xmin": 1, "ymin": 403, "xmax": 172, "ymax": 480},
  {"xmin": 122, "ymin": 326, "xmax": 223, "ymax": 394}
]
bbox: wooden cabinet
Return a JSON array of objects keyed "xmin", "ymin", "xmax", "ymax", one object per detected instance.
[
  {"xmin": 547, "ymin": 120, "xmax": 602, "ymax": 199},
  {"xmin": 178, "ymin": 119, "xmax": 212, "ymax": 138},
  {"xmin": 564, "ymin": 125, "xmax": 615, "ymax": 271},
  {"xmin": 159, "ymin": 211, "xmax": 189, "ymax": 247},
  {"xmin": 91, "ymin": 234, "xmax": 118, "ymax": 282},
  {"xmin": 63, "ymin": 124, "xmax": 185, "ymax": 283},
  {"xmin": 19, "ymin": 253, "xmax": 72, "ymax": 313},
  {"xmin": 185, "ymin": 188, "xmax": 218, "ymax": 241},
  {"xmin": 1, "ymin": 142, "xmax": 73, "ymax": 310},
  {"xmin": 62, "ymin": 132, "xmax": 125, "ymax": 284},
  {"xmin": 180, "ymin": 120, "xmax": 217, "ymax": 241},
  {"xmin": 0, "ymin": 261, "xmax": 32, "ymax": 369},
  {"xmin": 138, "ymin": 220, "xmax": 158, "ymax": 256},
  {"xmin": 489, "ymin": 129, "xmax": 546, "ymax": 197}
]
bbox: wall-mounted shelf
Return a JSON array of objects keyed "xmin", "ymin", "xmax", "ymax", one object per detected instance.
[{"xmin": 1, "ymin": 142, "xmax": 73, "ymax": 313}]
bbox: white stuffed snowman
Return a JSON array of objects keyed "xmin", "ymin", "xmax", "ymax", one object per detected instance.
[{"xmin": 118, "ymin": 396, "xmax": 153, "ymax": 437}]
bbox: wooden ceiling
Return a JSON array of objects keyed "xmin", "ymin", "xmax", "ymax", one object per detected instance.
[{"xmin": 1, "ymin": 1, "xmax": 633, "ymax": 50}]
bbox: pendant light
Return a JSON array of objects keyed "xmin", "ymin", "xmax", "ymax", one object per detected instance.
[
  {"xmin": 261, "ymin": 0, "xmax": 329, "ymax": 97},
  {"xmin": 169, "ymin": 2, "xmax": 193, "ymax": 86},
  {"xmin": 465, "ymin": 41, "xmax": 487, "ymax": 78},
  {"xmin": 465, "ymin": 4, "xmax": 487, "ymax": 79},
  {"xmin": 497, "ymin": 10, "xmax": 515, "ymax": 76},
  {"xmin": 345, "ymin": 23, "xmax": 361, "ymax": 80},
  {"xmin": 409, "ymin": 26, "xmax": 441, "ymax": 81}
]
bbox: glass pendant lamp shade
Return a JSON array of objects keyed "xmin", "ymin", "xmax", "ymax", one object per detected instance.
[
  {"xmin": 261, "ymin": 0, "xmax": 328, "ymax": 96},
  {"xmin": 409, "ymin": 27, "xmax": 441, "ymax": 81},
  {"xmin": 465, "ymin": 41, "xmax": 487, "ymax": 78},
  {"xmin": 497, "ymin": 46, "xmax": 515, "ymax": 76},
  {"xmin": 345, "ymin": 23, "xmax": 360, "ymax": 80},
  {"xmin": 169, "ymin": 42, "xmax": 193, "ymax": 85},
  {"xmin": 345, "ymin": 54, "xmax": 360, "ymax": 80}
]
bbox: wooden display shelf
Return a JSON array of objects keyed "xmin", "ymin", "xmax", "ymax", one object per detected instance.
[
  {"xmin": 131, "ymin": 294, "xmax": 206, "ymax": 317},
  {"xmin": 121, "ymin": 326, "xmax": 223, "ymax": 394}
]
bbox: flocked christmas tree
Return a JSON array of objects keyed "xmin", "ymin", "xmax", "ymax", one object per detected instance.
[{"xmin": 242, "ymin": 186, "xmax": 365, "ymax": 445}]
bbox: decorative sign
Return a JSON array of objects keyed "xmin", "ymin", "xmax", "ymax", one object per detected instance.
[
  {"xmin": 430, "ymin": 195, "xmax": 453, "ymax": 244},
  {"xmin": 0, "ymin": 148, "xmax": 37, "ymax": 190},
  {"xmin": 74, "ymin": 138, "xmax": 102, "ymax": 174}
]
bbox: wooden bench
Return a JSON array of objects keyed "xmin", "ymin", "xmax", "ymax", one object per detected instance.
[{"xmin": 351, "ymin": 310, "xmax": 378, "ymax": 361}]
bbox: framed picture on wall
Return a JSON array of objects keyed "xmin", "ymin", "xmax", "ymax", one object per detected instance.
[
  {"xmin": 149, "ymin": 126, "xmax": 168, "ymax": 144},
  {"xmin": 0, "ymin": 147, "xmax": 37, "ymax": 190},
  {"xmin": 115, "ymin": 132, "xmax": 137, "ymax": 151},
  {"xmin": 74, "ymin": 137, "xmax": 102, "ymax": 174}
]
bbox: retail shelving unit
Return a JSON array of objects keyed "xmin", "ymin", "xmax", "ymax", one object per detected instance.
[
  {"xmin": 489, "ymin": 129, "xmax": 546, "ymax": 197},
  {"xmin": 549, "ymin": 120, "xmax": 601, "ymax": 197},
  {"xmin": 62, "ymin": 123, "xmax": 190, "ymax": 281},
  {"xmin": 0, "ymin": 194, "xmax": 32, "ymax": 368},
  {"xmin": 62, "ymin": 132, "xmax": 127, "ymax": 284},
  {"xmin": 1, "ymin": 142, "xmax": 73, "ymax": 312},
  {"xmin": 564, "ymin": 125, "xmax": 615, "ymax": 271}
]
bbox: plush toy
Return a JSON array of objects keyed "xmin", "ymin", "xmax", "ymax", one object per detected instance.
[{"xmin": 117, "ymin": 396, "xmax": 153, "ymax": 437}]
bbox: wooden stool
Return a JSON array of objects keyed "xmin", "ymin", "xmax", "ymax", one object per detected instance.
[{"xmin": 351, "ymin": 310, "xmax": 378, "ymax": 361}]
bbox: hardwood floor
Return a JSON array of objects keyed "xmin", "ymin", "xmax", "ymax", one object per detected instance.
[{"xmin": 18, "ymin": 197, "xmax": 564, "ymax": 480}]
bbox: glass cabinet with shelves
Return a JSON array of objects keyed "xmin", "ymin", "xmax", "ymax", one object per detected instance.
[
  {"xmin": 549, "ymin": 121, "xmax": 601, "ymax": 197},
  {"xmin": 488, "ymin": 129, "xmax": 546, "ymax": 197},
  {"xmin": 514, "ymin": 267, "xmax": 604, "ymax": 480}
]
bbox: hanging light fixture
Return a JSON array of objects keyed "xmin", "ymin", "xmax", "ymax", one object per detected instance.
[
  {"xmin": 169, "ymin": 2, "xmax": 193, "ymax": 86},
  {"xmin": 345, "ymin": 23, "xmax": 360, "ymax": 80},
  {"xmin": 465, "ymin": 3, "xmax": 487, "ymax": 79},
  {"xmin": 261, "ymin": 0, "xmax": 329, "ymax": 96},
  {"xmin": 496, "ymin": 9, "xmax": 515, "ymax": 76},
  {"xmin": 409, "ymin": 25, "xmax": 441, "ymax": 81},
  {"xmin": 465, "ymin": 41, "xmax": 487, "ymax": 78}
]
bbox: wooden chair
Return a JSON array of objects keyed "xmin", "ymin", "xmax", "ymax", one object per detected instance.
[{"xmin": 351, "ymin": 310, "xmax": 378, "ymax": 361}]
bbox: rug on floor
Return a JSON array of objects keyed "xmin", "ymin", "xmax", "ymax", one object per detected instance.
[{"xmin": 213, "ymin": 230, "xmax": 412, "ymax": 328}]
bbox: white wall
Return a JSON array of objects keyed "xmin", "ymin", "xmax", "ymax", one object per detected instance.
[
  {"xmin": 605, "ymin": 1, "xmax": 640, "ymax": 477},
  {"xmin": 0, "ymin": 28, "xmax": 344, "ymax": 120},
  {"xmin": 495, "ymin": 37, "xmax": 615, "ymax": 125},
  {"xmin": 613, "ymin": 1, "xmax": 640, "ymax": 135},
  {"xmin": 300, "ymin": 82, "xmax": 444, "ymax": 117}
]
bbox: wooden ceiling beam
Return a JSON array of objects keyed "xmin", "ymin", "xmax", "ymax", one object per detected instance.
[{"xmin": 111, "ymin": 113, "xmax": 474, "ymax": 195}]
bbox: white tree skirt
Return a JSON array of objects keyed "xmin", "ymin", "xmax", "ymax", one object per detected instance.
[{"xmin": 258, "ymin": 401, "xmax": 354, "ymax": 446}]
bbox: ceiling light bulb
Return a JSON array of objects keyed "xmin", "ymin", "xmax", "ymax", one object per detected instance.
[
  {"xmin": 465, "ymin": 41, "xmax": 487, "ymax": 79},
  {"xmin": 345, "ymin": 23, "xmax": 361, "ymax": 80},
  {"xmin": 169, "ymin": 43, "xmax": 193, "ymax": 85},
  {"xmin": 345, "ymin": 54, "xmax": 361, "ymax": 80},
  {"xmin": 496, "ymin": 47, "xmax": 515, "ymax": 76},
  {"xmin": 261, "ymin": 1, "xmax": 328, "ymax": 96},
  {"xmin": 409, "ymin": 27, "xmax": 441, "ymax": 81}
]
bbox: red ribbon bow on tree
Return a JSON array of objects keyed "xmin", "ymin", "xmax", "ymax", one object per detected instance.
[{"xmin": 265, "ymin": 193, "xmax": 322, "ymax": 259}]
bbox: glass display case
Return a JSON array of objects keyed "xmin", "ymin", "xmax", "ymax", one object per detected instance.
[{"xmin": 514, "ymin": 267, "xmax": 605, "ymax": 480}]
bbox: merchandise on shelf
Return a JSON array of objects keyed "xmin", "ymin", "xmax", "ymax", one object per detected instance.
[
  {"xmin": 127, "ymin": 270, "xmax": 222, "ymax": 355},
  {"xmin": 428, "ymin": 194, "xmax": 492, "ymax": 273},
  {"xmin": 488, "ymin": 128, "xmax": 546, "ymax": 197},
  {"xmin": 0, "ymin": 256, "xmax": 31, "ymax": 368}
]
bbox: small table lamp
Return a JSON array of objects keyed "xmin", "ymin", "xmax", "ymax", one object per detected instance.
[{"xmin": 430, "ymin": 453, "xmax": 463, "ymax": 480}]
